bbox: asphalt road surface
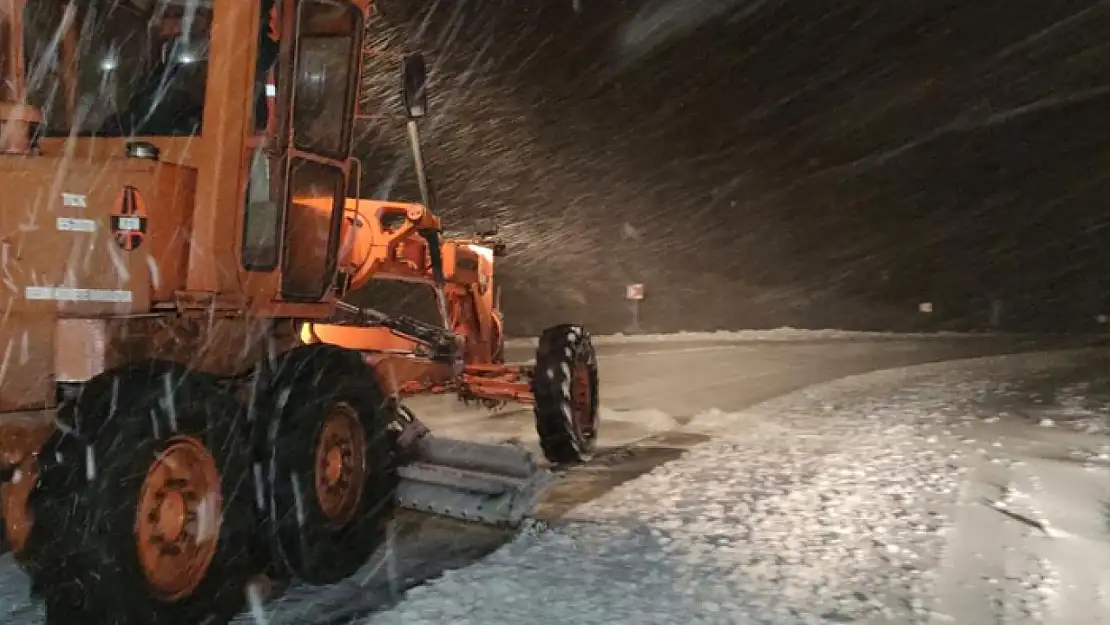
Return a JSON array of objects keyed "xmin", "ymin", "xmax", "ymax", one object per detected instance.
[{"xmin": 0, "ymin": 333, "xmax": 1106, "ymax": 624}]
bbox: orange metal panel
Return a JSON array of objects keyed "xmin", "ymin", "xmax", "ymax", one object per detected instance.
[
  {"xmin": 186, "ymin": 0, "xmax": 261, "ymax": 294},
  {"xmin": 0, "ymin": 314, "xmax": 54, "ymax": 412},
  {"xmin": 54, "ymin": 319, "xmax": 108, "ymax": 383},
  {"xmin": 0, "ymin": 156, "xmax": 201, "ymax": 314},
  {"xmin": 363, "ymin": 353, "xmax": 455, "ymax": 398},
  {"xmin": 0, "ymin": 410, "xmax": 55, "ymax": 471},
  {"xmin": 307, "ymin": 323, "xmax": 421, "ymax": 353}
]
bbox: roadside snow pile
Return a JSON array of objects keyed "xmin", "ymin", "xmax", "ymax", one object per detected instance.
[
  {"xmin": 976, "ymin": 370, "xmax": 1110, "ymax": 434},
  {"xmin": 1033, "ymin": 380, "xmax": 1110, "ymax": 433},
  {"xmin": 364, "ymin": 356, "xmax": 1062, "ymax": 625},
  {"xmin": 506, "ymin": 327, "xmax": 994, "ymax": 347}
]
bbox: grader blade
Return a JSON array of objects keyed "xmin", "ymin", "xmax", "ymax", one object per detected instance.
[{"xmin": 396, "ymin": 436, "xmax": 555, "ymax": 527}]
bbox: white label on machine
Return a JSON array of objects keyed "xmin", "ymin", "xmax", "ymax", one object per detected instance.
[
  {"xmin": 25, "ymin": 286, "xmax": 133, "ymax": 303},
  {"xmin": 116, "ymin": 216, "xmax": 143, "ymax": 231},
  {"xmin": 56, "ymin": 217, "xmax": 97, "ymax": 232},
  {"xmin": 626, "ymin": 283, "xmax": 645, "ymax": 300},
  {"xmin": 62, "ymin": 193, "xmax": 87, "ymax": 208},
  {"xmin": 919, "ymin": 302, "xmax": 933, "ymax": 313}
]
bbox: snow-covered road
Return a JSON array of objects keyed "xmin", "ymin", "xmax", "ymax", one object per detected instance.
[
  {"xmin": 363, "ymin": 347, "xmax": 1110, "ymax": 625},
  {"xmin": 0, "ymin": 333, "xmax": 1107, "ymax": 624}
]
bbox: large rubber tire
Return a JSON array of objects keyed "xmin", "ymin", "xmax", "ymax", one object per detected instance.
[
  {"xmin": 490, "ymin": 312, "xmax": 506, "ymax": 364},
  {"xmin": 25, "ymin": 363, "xmax": 256, "ymax": 625},
  {"xmin": 531, "ymin": 324, "xmax": 600, "ymax": 464},
  {"xmin": 264, "ymin": 344, "xmax": 397, "ymax": 585}
]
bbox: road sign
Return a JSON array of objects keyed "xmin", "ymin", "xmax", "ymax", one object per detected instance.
[{"xmin": 626, "ymin": 284, "xmax": 645, "ymax": 300}]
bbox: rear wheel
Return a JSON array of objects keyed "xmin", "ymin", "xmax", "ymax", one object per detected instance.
[
  {"xmin": 265, "ymin": 344, "xmax": 397, "ymax": 585},
  {"xmin": 25, "ymin": 364, "xmax": 256, "ymax": 624},
  {"xmin": 531, "ymin": 324, "xmax": 600, "ymax": 464}
]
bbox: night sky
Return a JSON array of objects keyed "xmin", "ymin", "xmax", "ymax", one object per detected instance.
[{"xmin": 354, "ymin": 0, "xmax": 1110, "ymax": 334}]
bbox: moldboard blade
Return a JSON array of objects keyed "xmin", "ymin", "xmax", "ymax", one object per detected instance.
[{"xmin": 395, "ymin": 437, "xmax": 555, "ymax": 527}]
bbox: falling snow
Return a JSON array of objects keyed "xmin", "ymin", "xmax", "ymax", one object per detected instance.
[
  {"xmin": 0, "ymin": 1, "xmax": 1108, "ymax": 624},
  {"xmin": 362, "ymin": 0, "xmax": 1110, "ymax": 335}
]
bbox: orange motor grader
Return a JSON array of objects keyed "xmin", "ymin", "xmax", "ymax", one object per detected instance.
[{"xmin": 0, "ymin": 1, "xmax": 600, "ymax": 623}]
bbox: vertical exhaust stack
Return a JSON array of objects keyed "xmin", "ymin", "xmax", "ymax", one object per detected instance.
[{"xmin": 0, "ymin": 1, "xmax": 44, "ymax": 155}]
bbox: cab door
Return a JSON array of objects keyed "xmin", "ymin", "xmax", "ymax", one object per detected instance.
[{"xmin": 278, "ymin": 0, "xmax": 363, "ymax": 301}]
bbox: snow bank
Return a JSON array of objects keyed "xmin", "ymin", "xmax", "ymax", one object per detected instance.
[
  {"xmin": 506, "ymin": 327, "xmax": 999, "ymax": 347},
  {"xmin": 1002, "ymin": 379, "xmax": 1110, "ymax": 434}
]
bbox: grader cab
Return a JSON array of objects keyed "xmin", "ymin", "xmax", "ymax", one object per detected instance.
[{"xmin": 0, "ymin": 1, "xmax": 600, "ymax": 623}]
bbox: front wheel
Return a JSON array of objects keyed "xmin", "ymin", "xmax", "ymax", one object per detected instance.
[{"xmin": 531, "ymin": 324, "xmax": 600, "ymax": 464}]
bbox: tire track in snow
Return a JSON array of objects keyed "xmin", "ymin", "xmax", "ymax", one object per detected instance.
[
  {"xmin": 928, "ymin": 401, "xmax": 1110, "ymax": 625},
  {"xmin": 928, "ymin": 449, "xmax": 1041, "ymax": 624},
  {"xmin": 1011, "ymin": 456, "xmax": 1110, "ymax": 625}
]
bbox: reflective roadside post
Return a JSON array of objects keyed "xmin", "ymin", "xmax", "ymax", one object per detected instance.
[
  {"xmin": 626, "ymin": 283, "xmax": 644, "ymax": 333},
  {"xmin": 919, "ymin": 301, "xmax": 933, "ymax": 332}
]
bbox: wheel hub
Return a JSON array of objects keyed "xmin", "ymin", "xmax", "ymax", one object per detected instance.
[
  {"xmin": 135, "ymin": 436, "xmax": 222, "ymax": 602},
  {"xmin": 155, "ymin": 490, "xmax": 187, "ymax": 541},
  {"xmin": 324, "ymin": 447, "xmax": 344, "ymax": 485},
  {"xmin": 314, "ymin": 403, "xmax": 366, "ymax": 528}
]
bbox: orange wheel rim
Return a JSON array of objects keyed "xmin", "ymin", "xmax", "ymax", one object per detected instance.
[
  {"xmin": 314, "ymin": 402, "xmax": 366, "ymax": 528},
  {"xmin": 1, "ymin": 456, "xmax": 38, "ymax": 557},
  {"xmin": 571, "ymin": 362, "xmax": 595, "ymax": 437},
  {"xmin": 134, "ymin": 436, "xmax": 222, "ymax": 602}
]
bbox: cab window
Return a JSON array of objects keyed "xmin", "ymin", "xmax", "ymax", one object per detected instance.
[{"xmin": 23, "ymin": 0, "xmax": 211, "ymax": 137}]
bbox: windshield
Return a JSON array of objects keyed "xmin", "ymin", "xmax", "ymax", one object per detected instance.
[{"xmin": 23, "ymin": 0, "xmax": 211, "ymax": 137}]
